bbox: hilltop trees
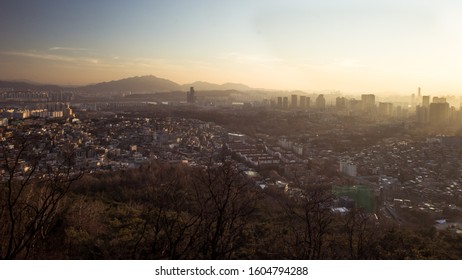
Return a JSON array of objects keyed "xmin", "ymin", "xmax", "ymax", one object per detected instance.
[
  {"xmin": 275, "ymin": 184, "xmax": 334, "ymax": 259},
  {"xmin": 0, "ymin": 131, "xmax": 80, "ymax": 259},
  {"xmin": 63, "ymin": 160, "xmax": 260, "ymax": 260},
  {"xmin": 191, "ymin": 161, "xmax": 259, "ymax": 259}
]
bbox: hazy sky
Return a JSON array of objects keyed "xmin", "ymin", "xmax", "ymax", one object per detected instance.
[{"xmin": 1, "ymin": 0, "xmax": 461, "ymax": 94}]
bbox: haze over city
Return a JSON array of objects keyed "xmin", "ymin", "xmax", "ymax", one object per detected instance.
[
  {"xmin": 1, "ymin": 0, "xmax": 462, "ymax": 94},
  {"xmin": 6, "ymin": 0, "xmax": 462, "ymax": 268}
]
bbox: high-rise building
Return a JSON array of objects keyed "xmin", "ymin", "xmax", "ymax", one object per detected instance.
[
  {"xmin": 316, "ymin": 94, "xmax": 326, "ymax": 110},
  {"xmin": 361, "ymin": 94, "xmax": 375, "ymax": 111},
  {"xmin": 422, "ymin": 96, "xmax": 430, "ymax": 108},
  {"xmin": 349, "ymin": 99, "xmax": 362, "ymax": 113},
  {"xmin": 63, "ymin": 104, "xmax": 73, "ymax": 118},
  {"xmin": 283, "ymin": 97, "xmax": 289, "ymax": 108},
  {"xmin": 336, "ymin": 97, "xmax": 347, "ymax": 109},
  {"xmin": 433, "ymin": 97, "xmax": 446, "ymax": 103},
  {"xmin": 416, "ymin": 105, "xmax": 429, "ymax": 124},
  {"xmin": 395, "ymin": 105, "xmax": 403, "ymax": 119},
  {"xmin": 378, "ymin": 102, "xmax": 393, "ymax": 117},
  {"xmin": 291, "ymin": 94, "xmax": 298, "ymax": 108},
  {"xmin": 429, "ymin": 102, "xmax": 449, "ymax": 124},
  {"xmin": 187, "ymin": 87, "xmax": 195, "ymax": 103},
  {"xmin": 277, "ymin": 97, "xmax": 283, "ymax": 107},
  {"xmin": 299, "ymin": 96, "xmax": 307, "ymax": 108}
]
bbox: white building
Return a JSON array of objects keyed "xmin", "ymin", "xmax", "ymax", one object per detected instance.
[
  {"xmin": 278, "ymin": 137, "xmax": 293, "ymax": 150},
  {"xmin": 292, "ymin": 143, "xmax": 303, "ymax": 156},
  {"xmin": 339, "ymin": 160, "xmax": 357, "ymax": 177},
  {"xmin": 0, "ymin": 118, "xmax": 8, "ymax": 126}
]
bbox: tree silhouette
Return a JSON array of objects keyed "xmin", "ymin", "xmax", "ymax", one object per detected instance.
[
  {"xmin": 0, "ymin": 131, "xmax": 80, "ymax": 259},
  {"xmin": 278, "ymin": 184, "xmax": 334, "ymax": 259},
  {"xmin": 191, "ymin": 161, "xmax": 259, "ymax": 259}
]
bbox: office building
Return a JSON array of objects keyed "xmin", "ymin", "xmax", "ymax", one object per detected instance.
[
  {"xmin": 291, "ymin": 94, "xmax": 298, "ymax": 108},
  {"xmin": 299, "ymin": 96, "xmax": 307, "ymax": 108},
  {"xmin": 429, "ymin": 102, "xmax": 449, "ymax": 124},
  {"xmin": 422, "ymin": 96, "xmax": 430, "ymax": 108},
  {"xmin": 336, "ymin": 97, "xmax": 347, "ymax": 109},
  {"xmin": 187, "ymin": 87, "xmax": 195, "ymax": 103},
  {"xmin": 361, "ymin": 94, "xmax": 376, "ymax": 111},
  {"xmin": 433, "ymin": 97, "xmax": 447, "ymax": 104},
  {"xmin": 283, "ymin": 97, "xmax": 289, "ymax": 108},
  {"xmin": 378, "ymin": 102, "xmax": 393, "ymax": 117},
  {"xmin": 277, "ymin": 97, "xmax": 283, "ymax": 107},
  {"xmin": 416, "ymin": 105, "xmax": 429, "ymax": 124},
  {"xmin": 316, "ymin": 94, "xmax": 326, "ymax": 110}
]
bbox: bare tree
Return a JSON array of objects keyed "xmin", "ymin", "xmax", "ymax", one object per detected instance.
[
  {"xmin": 0, "ymin": 131, "xmax": 80, "ymax": 259},
  {"xmin": 119, "ymin": 162, "xmax": 202, "ymax": 259},
  {"xmin": 343, "ymin": 207, "xmax": 379, "ymax": 259},
  {"xmin": 191, "ymin": 161, "xmax": 259, "ymax": 259},
  {"xmin": 279, "ymin": 184, "xmax": 334, "ymax": 259},
  {"xmin": 140, "ymin": 176, "xmax": 202, "ymax": 259}
]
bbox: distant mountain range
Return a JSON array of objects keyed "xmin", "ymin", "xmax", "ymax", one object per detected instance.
[
  {"xmin": 0, "ymin": 80, "xmax": 63, "ymax": 91},
  {"xmin": 80, "ymin": 75, "xmax": 182, "ymax": 93},
  {"xmin": 182, "ymin": 81, "xmax": 252, "ymax": 92},
  {"xmin": 0, "ymin": 75, "xmax": 254, "ymax": 93}
]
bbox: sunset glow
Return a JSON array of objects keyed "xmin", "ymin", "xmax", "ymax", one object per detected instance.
[{"xmin": 1, "ymin": 0, "xmax": 462, "ymax": 94}]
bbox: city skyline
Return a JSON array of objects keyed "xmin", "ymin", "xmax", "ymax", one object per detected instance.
[{"xmin": 1, "ymin": 0, "xmax": 462, "ymax": 94}]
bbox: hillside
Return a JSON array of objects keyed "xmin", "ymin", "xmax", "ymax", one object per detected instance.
[
  {"xmin": 80, "ymin": 75, "xmax": 182, "ymax": 93},
  {"xmin": 0, "ymin": 75, "xmax": 255, "ymax": 94},
  {"xmin": 182, "ymin": 81, "xmax": 252, "ymax": 91}
]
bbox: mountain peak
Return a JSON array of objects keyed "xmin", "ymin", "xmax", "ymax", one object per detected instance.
[
  {"xmin": 0, "ymin": 75, "xmax": 255, "ymax": 93},
  {"xmin": 82, "ymin": 75, "xmax": 182, "ymax": 93},
  {"xmin": 182, "ymin": 81, "xmax": 252, "ymax": 91}
]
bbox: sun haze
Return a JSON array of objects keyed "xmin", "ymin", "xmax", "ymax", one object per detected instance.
[{"xmin": 1, "ymin": 0, "xmax": 461, "ymax": 94}]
